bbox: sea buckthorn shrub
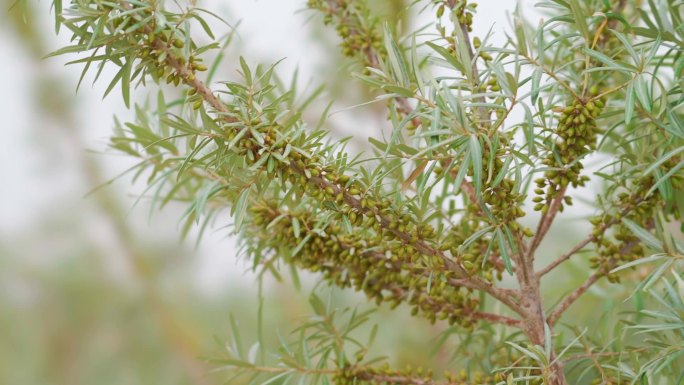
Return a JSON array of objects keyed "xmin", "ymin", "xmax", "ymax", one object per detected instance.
[{"xmin": 40, "ymin": 0, "xmax": 684, "ymax": 383}]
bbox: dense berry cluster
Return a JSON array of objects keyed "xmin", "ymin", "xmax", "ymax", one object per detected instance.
[
  {"xmin": 435, "ymin": 1, "xmax": 484, "ymax": 61},
  {"xmin": 534, "ymin": 89, "xmax": 605, "ymax": 213},
  {"xmin": 589, "ymin": 164, "xmax": 683, "ymax": 282},
  {"xmin": 333, "ymin": 363, "xmax": 508, "ymax": 385},
  {"xmin": 437, "ymin": 135, "xmax": 530, "ymax": 281},
  {"xmin": 480, "ymin": 137, "xmax": 527, "ymax": 228},
  {"xmin": 484, "ymin": 178, "xmax": 525, "ymax": 225},
  {"xmin": 442, "ymin": 206, "xmax": 506, "ymax": 282},
  {"xmin": 307, "ymin": 0, "xmax": 384, "ymax": 66},
  {"xmin": 333, "ymin": 346, "xmax": 541, "ymax": 385},
  {"xmin": 104, "ymin": 3, "xmax": 210, "ymax": 92},
  {"xmin": 249, "ymin": 202, "xmax": 482, "ymax": 327},
  {"xmin": 451, "ymin": 0, "xmax": 476, "ymax": 32},
  {"xmin": 434, "ymin": 0, "xmax": 477, "ymax": 32}
]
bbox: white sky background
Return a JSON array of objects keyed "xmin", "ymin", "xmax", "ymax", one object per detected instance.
[{"xmin": 0, "ymin": 1, "xmax": 545, "ymax": 294}]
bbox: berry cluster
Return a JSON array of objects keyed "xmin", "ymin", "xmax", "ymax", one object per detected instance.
[
  {"xmin": 442, "ymin": 204, "xmax": 505, "ymax": 282},
  {"xmin": 589, "ymin": 174, "xmax": 673, "ymax": 283},
  {"xmin": 333, "ymin": 363, "xmax": 505, "ymax": 385},
  {"xmin": 476, "ymin": 136, "xmax": 529, "ymax": 234},
  {"xmin": 483, "ymin": 158, "xmax": 526, "ymax": 230},
  {"xmin": 89, "ymin": 3, "xmax": 211, "ymax": 95},
  {"xmin": 307, "ymin": 0, "xmax": 384, "ymax": 66},
  {"xmin": 534, "ymin": 89, "xmax": 605, "ymax": 213},
  {"xmin": 250, "ymin": 201, "xmax": 482, "ymax": 327},
  {"xmin": 434, "ymin": 0, "xmax": 477, "ymax": 32},
  {"xmin": 438, "ymin": 135, "xmax": 530, "ymax": 280},
  {"xmin": 333, "ymin": 347, "xmax": 541, "ymax": 385}
]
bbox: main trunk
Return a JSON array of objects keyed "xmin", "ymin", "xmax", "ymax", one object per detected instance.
[{"xmin": 521, "ymin": 286, "xmax": 568, "ymax": 385}]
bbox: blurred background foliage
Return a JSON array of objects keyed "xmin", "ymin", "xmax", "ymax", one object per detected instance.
[{"xmin": 0, "ymin": 0, "xmax": 680, "ymax": 384}]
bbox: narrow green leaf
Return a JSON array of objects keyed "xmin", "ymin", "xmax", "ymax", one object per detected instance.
[
  {"xmin": 53, "ymin": 0, "xmax": 62, "ymax": 33},
  {"xmin": 451, "ymin": 20, "xmax": 473, "ymax": 80},
  {"xmin": 458, "ymin": 225, "xmax": 494, "ymax": 253},
  {"xmin": 633, "ymin": 75, "xmax": 651, "ymax": 112},
  {"xmin": 426, "ymin": 41, "xmax": 466, "ymax": 74},
  {"xmin": 641, "ymin": 146, "xmax": 684, "ymax": 177},
  {"xmin": 531, "ymin": 68, "xmax": 542, "ymax": 104},
  {"xmin": 103, "ymin": 66, "xmax": 124, "ymax": 100},
  {"xmin": 157, "ymin": 90, "xmax": 168, "ymax": 137},
  {"xmin": 292, "ymin": 217, "xmax": 301, "ymax": 238},
  {"xmin": 191, "ymin": 180, "xmax": 221, "ymax": 224},
  {"xmin": 234, "ymin": 188, "xmax": 250, "ymax": 232},
  {"xmin": 625, "ymin": 81, "xmax": 635, "ymax": 124},
  {"xmin": 581, "ymin": 46, "xmax": 633, "ymax": 72},
  {"xmin": 518, "ymin": 104, "xmax": 536, "ymax": 157},
  {"xmin": 219, "ymin": 357, "xmax": 254, "ymax": 368},
  {"xmin": 43, "ymin": 44, "xmax": 88, "ymax": 59},
  {"xmin": 513, "ymin": 4, "xmax": 528, "ymax": 56},
  {"xmin": 666, "ymin": 108, "xmax": 684, "ymax": 139},
  {"xmin": 229, "ymin": 313, "xmax": 245, "ymax": 358},
  {"xmin": 648, "ymin": 160, "xmax": 684, "ymax": 197},
  {"xmin": 368, "ymin": 137, "xmax": 388, "ymax": 152},
  {"xmin": 384, "ymin": 24, "xmax": 409, "ymax": 87},
  {"xmin": 496, "ymin": 228, "xmax": 513, "ymax": 274},
  {"xmin": 568, "ymin": 0, "xmax": 590, "ymax": 43},
  {"xmin": 610, "ymin": 29, "xmax": 640, "ymax": 64},
  {"xmin": 177, "ymin": 136, "xmax": 211, "ymax": 178},
  {"xmin": 121, "ymin": 58, "xmax": 132, "ymax": 108},
  {"xmin": 622, "ymin": 218, "xmax": 663, "ymax": 252},
  {"xmin": 610, "ymin": 254, "xmax": 667, "ymax": 274},
  {"xmin": 309, "ymin": 292, "xmax": 326, "ymax": 316},
  {"xmin": 382, "ymin": 85, "xmax": 414, "ymax": 98},
  {"xmin": 191, "ymin": 13, "xmax": 215, "ymax": 39},
  {"xmin": 239, "ymin": 56, "xmax": 252, "ymax": 85},
  {"xmin": 469, "ymin": 135, "xmax": 482, "ymax": 195},
  {"xmin": 452, "ymin": 148, "xmax": 471, "ymax": 195}
]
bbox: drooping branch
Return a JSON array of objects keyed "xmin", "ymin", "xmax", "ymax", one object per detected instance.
[
  {"xmin": 113, "ymin": 1, "xmax": 526, "ymax": 319},
  {"xmin": 249, "ymin": 202, "xmax": 524, "ymax": 325}
]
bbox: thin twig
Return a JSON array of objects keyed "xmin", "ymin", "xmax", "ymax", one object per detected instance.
[
  {"xmin": 535, "ymin": 235, "xmax": 594, "ymax": 278},
  {"xmin": 547, "ymin": 271, "xmax": 602, "ymax": 326},
  {"xmin": 520, "ymin": 53, "xmax": 581, "ymax": 100},
  {"xmin": 547, "ymin": 239, "xmax": 641, "ymax": 326},
  {"xmin": 237, "ymin": 366, "xmax": 337, "ymax": 375},
  {"xmin": 564, "ymin": 347, "xmax": 647, "ymax": 363},
  {"xmin": 528, "ymin": 186, "xmax": 568, "ymax": 259},
  {"xmin": 469, "ymin": 311, "xmax": 521, "ymax": 327},
  {"xmin": 536, "ymin": 198, "xmax": 642, "ymax": 277}
]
